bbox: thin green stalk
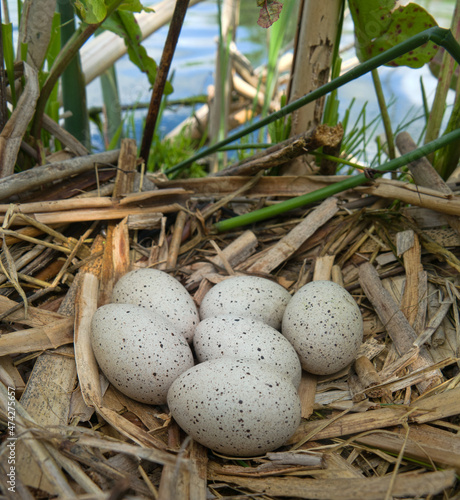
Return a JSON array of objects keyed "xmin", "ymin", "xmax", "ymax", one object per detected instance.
[
  {"xmin": 213, "ymin": 126, "xmax": 460, "ymax": 232},
  {"xmin": 167, "ymin": 27, "xmax": 460, "ymax": 176},
  {"xmin": 371, "ymin": 68, "xmax": 395, "ymax": 160}
]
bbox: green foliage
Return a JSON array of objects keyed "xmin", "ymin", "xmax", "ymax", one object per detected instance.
[
  {"xmin": 349, "ymin": 0, "xmax": 438, "ymax": 68},
  {"xmin": 74, "ymin": 0, "xmax": 152, "ymax": 24},
  {"xmin": 103, "ymin": 11, "xmax": 172, "ymax": 92},
  {"xmin": 74, "ymin": 0, "xmax": 108, "ymax": 24},
  {"xmin": 148, "ymin": 134, "xmax": 207, "ymax": 178}
]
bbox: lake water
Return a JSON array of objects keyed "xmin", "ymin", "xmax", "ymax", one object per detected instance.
[
  {"xmin": 91, "ymin": 0, "xmax": 457, "ymax": 160},
  {"xmin": 5, "ymin": 0, "xmax": 458, "ymax": 159}
]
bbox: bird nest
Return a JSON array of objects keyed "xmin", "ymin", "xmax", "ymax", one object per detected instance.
[{"xmin": 0, "ymin": 139, "xmax": 459, "ymax": 499}]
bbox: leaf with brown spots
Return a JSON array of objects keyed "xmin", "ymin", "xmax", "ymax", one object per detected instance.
[
  {"xmin": 349, "ymin": 0, "xmax": 438, "ymax": 68},
  {"xmin": 257, "ymin": 0, "xmax": 283, "ymax": 29}
]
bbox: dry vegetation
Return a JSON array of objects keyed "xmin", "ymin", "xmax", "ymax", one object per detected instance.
[{"xmin": 0, "ymin": 131, "xmax": 459, "ymax": 499}]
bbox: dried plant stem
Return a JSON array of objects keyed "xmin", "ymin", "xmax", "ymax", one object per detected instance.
[{"xmin": 140, "ymin": 0, "xmax": 191, "ymax": 163}]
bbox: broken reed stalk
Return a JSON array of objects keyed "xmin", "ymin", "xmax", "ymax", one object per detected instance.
[
  {"xmin": 139, "ymin": 0, "xmax": 191, "ymax": 164},
  {"xmin": 213, "ymin": 126, "xmax": 460, "ymax": 232},
  {"xmin": 166, "ymin": 27, "xmax": 460, "ymax": 175},
  {"xmin": 31, "ymin": 0, "xmax": 125, "ymax": 140}
]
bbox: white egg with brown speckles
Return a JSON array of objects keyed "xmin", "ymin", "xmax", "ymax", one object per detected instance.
[
  {"xmin": 193, "ymin": 315, "xmax": 301, "ymax": 387},
  {"xmin": 112, "ymin": 269, "xmax": 199, "ymax": 343},
  {"xmin": 167, "ymin": 358, "xmax": 301, "ymax": 457},
  {"xmin": 199, "ymin": 276, "xmax": 291, "ymax": 329},
  {"xmin": 91, "ymin": 303, "xmax": 194, "ymax": 404},
  {"xmin": 282, "ymin": 280, "xmax": 363, "ymax": 375}
]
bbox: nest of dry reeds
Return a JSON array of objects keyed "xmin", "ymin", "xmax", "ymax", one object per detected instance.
[{"xmin": 0, "ymin": 137, "xmax": 459, "ymax": 499}]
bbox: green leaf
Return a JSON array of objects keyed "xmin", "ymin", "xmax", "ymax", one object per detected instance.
[
  {"xmin": 103, "ymin": 10, "xmax": 172, "ymax": 94},
  {"xmin": 74, "ymin": 0, "xmax": 108, "ymax": 24},
  {"xmin": 349, "ymin": 1, "xmax": 438, "ymax": 68},
  {"xmin": 118, "ymin": 0, "xmax": 154, "ymax": 13},
  {"xmin": 370, "ymin": 4, "xmax": 439, "ymax": 68},
  {"xmin": 349, "ymin": 0, "xmax": 396, "ymax": 61},
  {"xmin": 106, "ymin": 10, "xmax": 156, "ymax": 86}
]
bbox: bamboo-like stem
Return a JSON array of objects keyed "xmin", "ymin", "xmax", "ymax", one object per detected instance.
[
  {"xmin": 213, "ymin": 126, "xmax": 460, "ymax": 232},
  {"xmin": 371, "ymin": 68, "xmax": 395, "ymax": 160},
  {"xmin": 139, "ymin": 0, "xmax": 191, "ymax": 164},
  {"xmin": 167, "ymin": 27, "xmax": 460, "ymax": 176}
]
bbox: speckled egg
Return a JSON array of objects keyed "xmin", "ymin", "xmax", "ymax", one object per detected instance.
[
  {"xmin": 167, "ymin": 358, "xmax": 301, "ymax": 457},
  {"xmin": 282, "ymin": 280, "xmax": 363, "ymax": 375},
  {"xmin": 111, "ymin": 268, "xmax": 199, "ymax": 343},
  {"xmin": 193, "ymin": 315, "xmax": 301, "ymax": 387},
  {"xmin": 91, "ymin": 303, "xmax": 194, "ymax": 404},
  {"xmin": 199, "ymin": 276, "xmax": 291, "ymax": 329}
]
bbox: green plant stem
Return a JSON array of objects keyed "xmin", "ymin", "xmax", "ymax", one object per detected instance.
[
  {"xmin": 166, "ymin": 26, "xmax": 460, "ymax": 176},
  {"xmin": 213, "ymin": 126, "xmax": 460, "ymax": 232},
  {"xmin": 31, "ymin": 0, "xmax": 124, "ymax": 141},
  {"xmin": 371, "ymin": 68, "xmax": 395, "ymax": 160}
]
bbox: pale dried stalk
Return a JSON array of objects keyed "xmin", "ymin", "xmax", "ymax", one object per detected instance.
[
  {"xmin": 0, "ymin": 294, "xmax": 67, "ymax": 326},
  {"xmin": 0, "ymin": 197, "xmax": 114, "ymax": 214},
  {"xmin": 0, "ymin": 62, "xmax": 39, "ymax": 178},
  {"xmin": 359, "ymin": 262, "xmax": 442, "ymax": 394},
  {"xmin": 289, "ymin": 385, "xmax": 460, "ymax": 442},
  {"xmin": 17, "ymin": 0, "xmax": 56, "ymax": 71},
  {"xmin": 74, "ymin": 273, "xmax": 101, "ymax": 407},
  {"xmin": 186, "ymin": 230, "xmax": 258, "ymax": 287},
  {"xmin": 396, "ymin": 230, "xmax": 423, "ymax": 326},
  {"xmin": 0, "ymin": 383, "xmax": 77, "ymax": 497},
  {"xmin": 208, "ymin": 468, "xmax": 455, "ymax": 499},
  {"xmin": 167, "ymin": 210, "xmax": 188, "ymax": 269},
  {"xmin": 0, "ymin": 149, "xmax": 119, "ymax": 201},
  {"xmin": 247, "ymin": 197, "xmax": 338, "ymax": 274},
  {"xmin": 0, "ymin": 318, "xmax": 74, "ymax": 356},
  {"xmin": 18, "ymin": 205, "xmax": 180, "ymax": 225},
  {"xmin": 357, "ymin": 178, "xmax": 460, "ymax": 216}
]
